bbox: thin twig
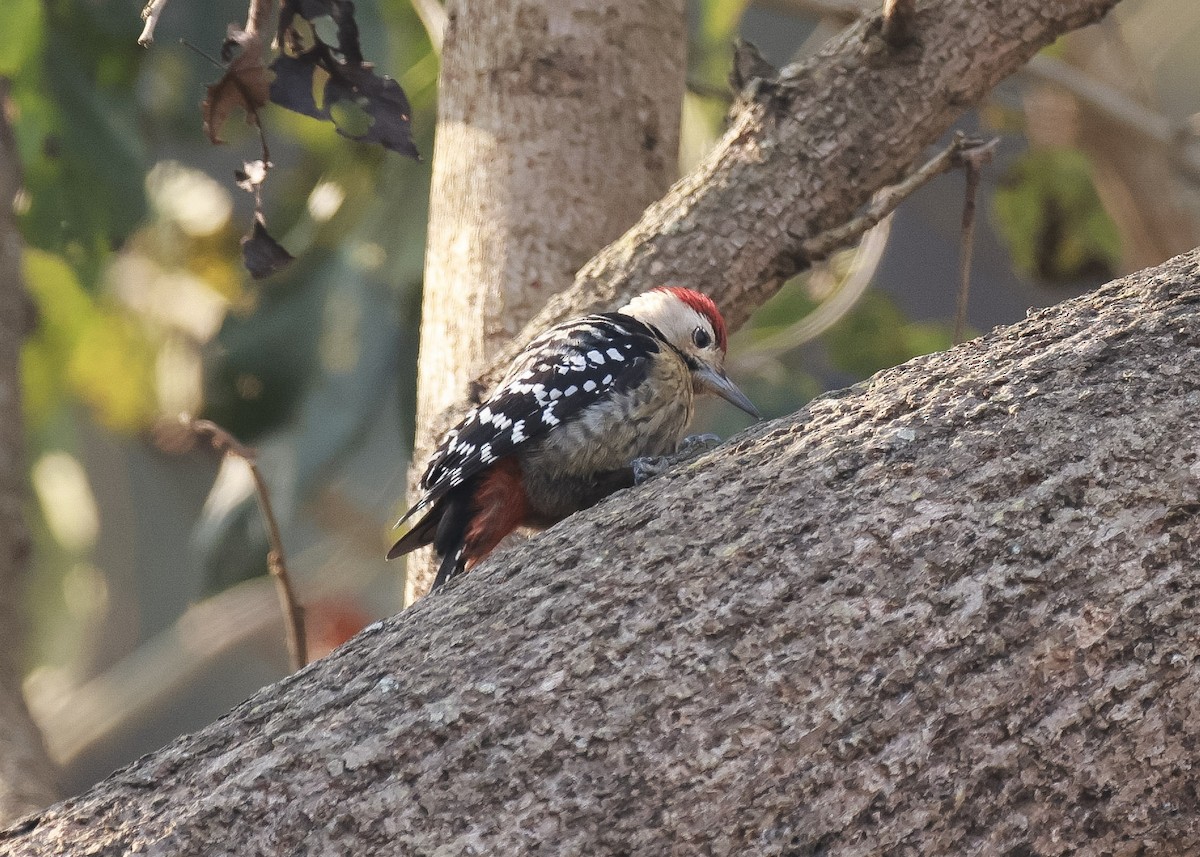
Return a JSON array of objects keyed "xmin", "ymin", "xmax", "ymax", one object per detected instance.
[
  {"xmin": 954, "ymin": 141, "xmax": 995, "ymax": 343},
  {"xmin": 179, "ymin": 39, "xmax": 224, "ymax": 68},
  {"xmin": 881, "ymin": 0, "xmax": 917, "ymax": 47},
  {"xmin": 410, "ymin": 0, "xmax": 447, "ymax": 54},
  {"xmin": 138, "ymin": 0, "xmax": 172, "ymax": 47},
  {"xmin": 186, "ymin": 417, "xmax": 308, "ymax": 670},
  {"xmin": 799, "ymin": 133, "xmax": 997, "ymax": 263}
]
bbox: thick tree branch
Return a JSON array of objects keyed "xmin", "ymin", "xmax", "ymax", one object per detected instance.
[
  {"xmin": 471, "ymin": 0, "xmax": 1120, "ymax": 396},
  {"xmin": 7, "ymin": 247, "xmax": 1200, "ymax": 853}
]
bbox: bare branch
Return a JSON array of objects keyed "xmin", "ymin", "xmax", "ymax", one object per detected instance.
[
  {"xmin": 1022, "ymin": 53, "xmax": 1200, "ymax": 185},
  {"xmin": 186, "ymin": 418, "xmax": 308, "ymax": 671},
  {"xmin": 758, "ymin": 0, "xmax": 1200, "ymax": 183},
  {"xmin": 799, "ymin": 134, "xmax": 995, "ymax": 262},
  {"xmin": 137, "ymin": 0, "xmax": 171, "ymax": 47},
  {"xmin": 953, "ymin": 139, "xmax": 997, "ymax": 343}
]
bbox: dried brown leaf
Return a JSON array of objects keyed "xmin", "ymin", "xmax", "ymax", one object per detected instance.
[{"xmin": 202, "ymin": 28, "xmax": 271, "ymax": 145}]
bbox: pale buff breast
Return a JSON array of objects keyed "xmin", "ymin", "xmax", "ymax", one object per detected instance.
[
  {"xmin": 517, "ymin": 349, "xmax": 695, "ymax": 520},
  {"xmin": 534, "ymin": 347, "xmax": 693, "ymax": 472}
]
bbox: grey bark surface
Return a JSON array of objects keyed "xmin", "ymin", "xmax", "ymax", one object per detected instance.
[
  {"xmin": 410, "ymin": 0, "xmax": 686, "ymax": 598},
  {"xmin": 6, "ymin": 248, "xmax": 1200, "ymax": 854},
  {"xmin": 477, "ymin": 0, "xmax": 1123, "ymax": 393},
  {"xmin": 0, "ymin": 81, "xmax": 59, "ymax": 824}
]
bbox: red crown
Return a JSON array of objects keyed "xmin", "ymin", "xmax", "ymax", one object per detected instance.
[{"xmin": 652, "ymin": 287, "xmax": 728, "ymax": 352}]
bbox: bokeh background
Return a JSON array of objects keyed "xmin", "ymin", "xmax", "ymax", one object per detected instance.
[{"xmin": 5, "ymin": 0, "xmax": 1199, "ymax": 795}]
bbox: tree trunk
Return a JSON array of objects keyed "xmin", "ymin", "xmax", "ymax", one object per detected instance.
[
  {"xmin": 410, "ymin": 0, "xmax": 686, "ymax": 599},
  {"xmin": 6, "ymin": 246, "xmax": 1200, "ymax": 854},
  {"xmin": 0, "ymin": 79, "xmax": 58, "ymax": 825}
]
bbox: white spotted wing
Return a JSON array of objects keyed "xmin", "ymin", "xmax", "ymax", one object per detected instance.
[{"xmin": 397, "ymin": 313, "xmax": 660, "ymax": 524}]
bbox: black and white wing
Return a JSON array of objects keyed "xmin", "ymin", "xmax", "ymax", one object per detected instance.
[{"xmin": 398, "ymin": 313, "xmax": 661, "ymax": 524}]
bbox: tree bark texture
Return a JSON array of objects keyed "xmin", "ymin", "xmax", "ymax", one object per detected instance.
[
  {"xmin": 7, "ymin": 247, "xmax": 1200, "ymax": 854},
  {"xmin": 0, "ymin": 81, "xmax": 58, "ymax": 824},
  {"xmin": 480, "ymin": 0, "xmax": 1123, "ymax": 392},
  {"xmin": 411, "ymin": 0, "xmax": 686, "ymax": 598}
]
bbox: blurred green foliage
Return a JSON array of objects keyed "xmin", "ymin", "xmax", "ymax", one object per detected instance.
[
  {"xmin": 826, "ymin": 292, "xmax": 956, "ymax": 378},
  {"xmin": 993, "ymin": 148, "xmax": 1121, "ymax": 283},
  {"xmin": 23, "ymin": 249, "xmax": 158, "ymax": 433},
  {"xmin": 14, "ymin": 0, "xmax": 437, "ymax": 656},
  {"xmin": 11, "ymin": 0, "xmax": 148, "ymax": 285}
]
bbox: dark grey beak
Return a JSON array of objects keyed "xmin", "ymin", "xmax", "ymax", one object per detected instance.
[{"xmin": 695, "ymin": 365, "xmax": 761, "ymax": 420}]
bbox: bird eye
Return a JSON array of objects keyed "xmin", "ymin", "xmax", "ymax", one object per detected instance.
[{"xmin": 692, "ymin": 326, "xmax": 712, "ymax": 349}]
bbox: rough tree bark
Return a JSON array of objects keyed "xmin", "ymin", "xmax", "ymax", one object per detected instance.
[
  {"xmin": 6, "ymin": 247, "xmax": 1200, "ymax": 854},
  {"xmin": 0, "ymin": 80, "xmax": 58, "ymax": 826},
  {"xmin": 410, "ymin": 0, "xmax": 686, "ymax": 598}
]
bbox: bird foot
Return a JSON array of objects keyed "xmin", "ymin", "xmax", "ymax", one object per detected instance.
[{"xmin": 632, "ymin": 434, "xmax": 722, "ymax": 485}]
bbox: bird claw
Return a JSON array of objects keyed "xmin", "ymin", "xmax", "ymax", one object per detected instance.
[{"xmin": 632, "ymin": 434, "xmax": 722, "ymax": 485}]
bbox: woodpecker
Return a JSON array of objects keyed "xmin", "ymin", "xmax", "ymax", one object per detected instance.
[{"xmin": 389, "ymin": 287, "xmax": 760, "ymax": 591}]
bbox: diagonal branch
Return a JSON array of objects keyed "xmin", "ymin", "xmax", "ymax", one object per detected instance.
[
  {"xmin": 463, "ymin": 0, "xmax": 1120, "ymax": 404},
  {"xmin": 799, "ymin": 133, "xmax": 996, "ymax": 263}
]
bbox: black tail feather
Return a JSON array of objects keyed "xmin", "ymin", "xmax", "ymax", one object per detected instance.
[
  {"xmin": 388, "ymin": 482, "xmax": 477, "ymax": 592},
  {"xmin": 430, "ymin": 484, "xmax": 476, "ymax": 591},
  {"xmin": 386, "ymin": 502, "xmax": 442, "ymax": 560}
]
